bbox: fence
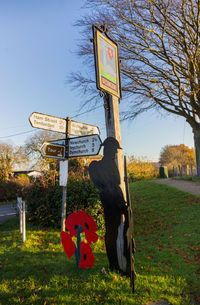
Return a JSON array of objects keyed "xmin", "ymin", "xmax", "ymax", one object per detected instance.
[
  {"xmin": 170, "ymin": 165, "xmax": 196, "ymax": 177},
  {"xmin": 17, "ymin": 197, "xmax": 26, "ymax": 243}
]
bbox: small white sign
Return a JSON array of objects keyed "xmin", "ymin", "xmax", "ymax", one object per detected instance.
[
  {"xmin": 29, "ymin": 112, "xmax": 66, "ymax": 133},
  {"xmin": 68, "ymin": 134, "xmax": 102, "ymax": 157},
  {"xmin": 59, "ymin": 160, "xmax": 68, "ymax": 186},
  {"xmin": 70, "ymin": 120, "xmax": 100, "ymax": 136}
]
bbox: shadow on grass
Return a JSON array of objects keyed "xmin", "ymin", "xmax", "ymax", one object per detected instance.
[
  {"xmin": 1, "ymin": 196, "xmax": 199, "ymax": 305},
  {"xmin": 0, "ymin": 218, "xmax": 133, "ymax": 304},
  {"xmin": 131, "ymin": 181, "xmax": 200, "ymax": 305},
  {"xmin": 0, "ymin": 244, "xmax": 134, "ymax": 304}
]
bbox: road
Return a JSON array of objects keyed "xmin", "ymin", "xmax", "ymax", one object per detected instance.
[
  {"xmin": 153, "ymin": 178, "xmax": 200, "ymax": 196},
  {"xmin": 0, "ymin": 204, "xmax": 17, "ymax": 224}
]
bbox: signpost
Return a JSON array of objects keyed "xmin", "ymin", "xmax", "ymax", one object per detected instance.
[
  {"xmin": 41, "ymin": 142, "xmax": 65, "ymax": 159},
  {"xmin": 68, "ymin": 134, "xmax": 102, "ymax": 157},
  {"xmin": 29, "ymin": 112, "xmax": 102, "ymax": 231},
  {"xmin": 29, "ymin": 112, "xmax": 100, "ymax": 136},
  {"xmin": 70, "ymin": 120, "xmax": 100, "ymax": 136},
  {"xmin": 49, "ymin": 139, "xmax": 66, "ymax": 146},
  {"xmin": 49, "ymin": 134, "xmax": 102, "ymax": 158},
  {"xmin": 29, "ymin": 112, "xmax": 67, "ymax": 133},
  {"xmin": 42, "ymin": 134, "xmax": 102, "ymax": 231}
]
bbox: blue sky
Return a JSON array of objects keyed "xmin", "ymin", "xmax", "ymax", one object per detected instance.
[{"xmin": 0, "ymin": 0, "xmax": 194, "ymax": 162}]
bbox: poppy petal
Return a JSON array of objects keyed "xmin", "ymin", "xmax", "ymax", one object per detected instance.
[
  {"xmin": 60, "ymin": 231, "xmax": 76, "ymax": 259},
  {"xmin": 65, "ymin": 210, "xmax": 98, "ymax": 244},
  {"xmin": 65, "ymin": 212, "xmax": 82, "ymax": 236},
  {"xmin": 78, "ymin": 210, "xmax": 97, "ymax": 234},
  {"xmin": 84, "ymin": 214, "xmax": 97, "ymax": 232},
  {"xmin": 79, "ymin": 242, "xmax": 94, "ymax": 269},
  {"xmin": 85, "ymin": 231, "xmax": 98, "ymax": 244}
]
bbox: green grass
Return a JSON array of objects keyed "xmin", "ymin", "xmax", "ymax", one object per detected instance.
[
  {"xmin": 172, "ymin": 176, "xmax": 200, "ymax": 182},
  {"xmin": 0, "ymin": 181, "xmax": 200, "ymax": 304},
  {"xmin": 0, "ymin": 200, "xmax": 16, "ymax": 205}
]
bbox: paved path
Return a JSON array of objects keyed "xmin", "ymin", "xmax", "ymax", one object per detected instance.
[
  {"xmin": 152, "ymin": 179, "xmax": 200, "ymax": 196},
  {"xmin": 0, "ymin": 204, "xmax": 17, "ymax": 224}
]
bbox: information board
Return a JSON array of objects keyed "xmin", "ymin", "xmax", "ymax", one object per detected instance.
[{"xmin": 93, "ymin": 26, "xmax": 121, "ymax": 98}]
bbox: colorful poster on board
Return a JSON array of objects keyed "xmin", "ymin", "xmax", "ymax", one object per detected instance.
[{"xmin": 94, "ymin": 28, "xmax": 121, "ymax": 98}]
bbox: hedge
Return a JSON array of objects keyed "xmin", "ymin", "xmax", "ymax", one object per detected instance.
[{"xmin": 26, "ymin": 177, "xmax": 101, "ymax": 229}]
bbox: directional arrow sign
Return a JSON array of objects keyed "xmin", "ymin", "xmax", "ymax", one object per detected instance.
[
  {"xmin": 29, "ymin": 112, "xmax": 66, "ymax": 133},
  {"xmin": 29, "ymin": 112, "xmax": 100, "ymax": 136},
  {"xmin": 70, "ymin": 120, "xmax": 100, "ymax": 136},
  {"xmin": 49, "ymin": 139, "xmax": 66, "ymax": 146},
  {"xmin": 41, "ymin": 142, "xmax": 66, "ymax": 159},
  {"xmin": 68, "ymin": 134, "xmax": 102, "ymax": 158}
]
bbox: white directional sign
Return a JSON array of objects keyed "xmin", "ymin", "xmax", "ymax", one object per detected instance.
[
  {"xmin": 70, "ymin": 120, "xmax": 100, "ymax": 136},
  {"xmin": 29, "ymin": 112, "xmax": 66, "ymax": 133},
  {"xmin": 29, "ymin": 112, "xmax": 100, "ymax": 136},
  {"xmin": 68, "ymin": 134, "xmax": 102, "ymax": 157},
  {"xmin": 50, "ymin": 139, "xmax": 66, "ymax": 146}
]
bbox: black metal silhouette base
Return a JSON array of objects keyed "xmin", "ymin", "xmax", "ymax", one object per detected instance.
[{"xmin": 89, "ymin": 137, "xmax": 135, "ymax": 291}]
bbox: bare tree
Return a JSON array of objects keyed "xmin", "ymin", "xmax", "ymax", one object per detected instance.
[
  {"xmin": 24, "ymin": 130, "xmax": 64, "ymax": 169},
  {"xmin": 72, "ymin": 0, "xmax": 200, "ymax": 175}
]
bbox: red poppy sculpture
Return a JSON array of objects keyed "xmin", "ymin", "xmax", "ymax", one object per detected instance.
[{"xmin": 60, "ymin": 210, "xmax": 98, "ymax": 269}]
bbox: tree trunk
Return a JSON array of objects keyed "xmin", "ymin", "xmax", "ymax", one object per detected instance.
[{"xmin": 193, "ymin": 128, "xmax": 200, "ymax": 176}]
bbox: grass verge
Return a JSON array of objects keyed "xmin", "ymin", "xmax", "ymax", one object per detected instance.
[
  {"xmin": 172, "ymin": 176, "xmax": 200, "ymax": 183},
  {"xmin": 131, "ymin": 181, "xmax": 200, "ymax": 305},
  {"xmin": 0, "ymin": 181, "xmax": 199, "ymax": 304}
]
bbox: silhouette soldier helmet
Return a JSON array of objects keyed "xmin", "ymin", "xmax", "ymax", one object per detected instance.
[{"xmin": 101, "ymin": 137, "xmax": 122, "ymax": 150}]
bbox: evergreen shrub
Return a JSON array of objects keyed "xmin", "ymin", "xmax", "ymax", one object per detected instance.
[
  {"xmin": 0, "ymin": 176, "xmax": 31, "ymax": 202},
  {"xmin": 26, "ymin": 177, "xmax": 100, "ymax": 228}
]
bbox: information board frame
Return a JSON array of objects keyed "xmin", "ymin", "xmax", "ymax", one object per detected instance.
[{"xmin": 93, "ymin": 25, "xmax": 121, "ymax": 98}]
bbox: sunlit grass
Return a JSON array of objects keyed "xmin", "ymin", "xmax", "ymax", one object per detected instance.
[{"xmin": 0, "ymin": 181, "xmax": 199, "ymax": 304}]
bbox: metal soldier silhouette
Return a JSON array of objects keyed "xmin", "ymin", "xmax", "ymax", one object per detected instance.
[{"xmin": 89, "ymin": 137, "xmax": 132, "ymax": 273}]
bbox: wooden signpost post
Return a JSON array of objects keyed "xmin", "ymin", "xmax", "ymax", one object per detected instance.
[
  {"xmin": 17, "ymin": 197, "xmax": 26, "ymax": 243},
  {"xmin": 92, "ymin": 25, "xmax": 124, "ymax": 193},
  {"xmin": 92, "ymin": 25, "xmax": 135, "ymax": 291}
]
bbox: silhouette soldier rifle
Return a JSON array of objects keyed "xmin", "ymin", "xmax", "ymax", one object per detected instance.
[{"xmin": 89, "ymin": 137, "xmax": 134, "ymax": 276}]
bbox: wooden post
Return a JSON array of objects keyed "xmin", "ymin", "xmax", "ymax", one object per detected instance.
[
  {"xmin": 104, "ymin": 93, "xmax": 126, "ymax": 197},
  {"xmin": 61, "ymin": 186, "xmax": 67, "ymax": 231},
  {"xmin": 22, "ymin": 201, "xmax": 26, "ymax": 243},
  {"xmin": 92, "ymin": 25, "xmax": 134, "ymax": 281},
  {"xmin": 60, "ymin": 160, "xmax": 69, "ymax": 231},
  {"xmin": 103, "ymin": 93, "xmax": 132, "ymax": 276},
  {"xmin": 17, "ymin": 197, "xmax": 23, "ymax": 233}
]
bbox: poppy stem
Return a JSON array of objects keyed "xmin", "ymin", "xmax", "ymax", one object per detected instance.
[{"xmin": 75, "ymin": 225, "xmax": 83, "ymax": 267}]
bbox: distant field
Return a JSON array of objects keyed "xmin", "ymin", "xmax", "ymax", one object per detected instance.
[{"xmin": 0, "ymin": 181, "xmax": 199, "ymax": 305}]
